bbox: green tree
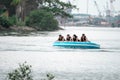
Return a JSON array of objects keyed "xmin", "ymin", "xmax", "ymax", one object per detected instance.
[
  {"xmin": 26, "ymin": 10, "xmax": 58, "ymax": 31},
  {"xmin": 11, "ymin": 0, "xmax": 75, "ymax": 20},
  {"xmin": 0, "ymin": 16, "xmax": 11, "ymax": 28},
  {"xmin": 0, "ymin": 0, "xmax": 75, "ymax": 20},
  {"xmin": 38, "ymin": 0, "xmax": 75, "ymax": 17},
  {"xmin": 0, "ymin": 6, "xmax": 7, "ymax": 15},
  {"xmin": 11, "ymin": 0, "xmax": 38, "ymax": 21},
  {"xmin": 0, "ymin": 0, "xmax": 75, "ymax": 28},
  {"xmin": 0, "ymin": 0, "xmax": 15, "ymax": 16},
  {"xmin": 11, "ymin": 0, "xmax": 24, "ymax": 21}
]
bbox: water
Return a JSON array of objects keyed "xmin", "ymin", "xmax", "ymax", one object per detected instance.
[{"xmin": 0, "ymin": 26, "xmax": 120, "ymax": 80}]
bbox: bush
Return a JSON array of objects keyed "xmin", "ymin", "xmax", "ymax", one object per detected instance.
[
  {"xmin": 16, "ymin": 20, "xmax": 25, "ymax": 26},
  {"xmin": 0, "ymin": 16, "xmax": 11, "ymax": 28},
  {"xmin": 8, "ymin": 15, "xmax": 17, "ymax": 25},
  {"xmin": 8, "ymin": 62, "xmax": 33, "ymax": 80},
  {"xmin": 7, "ymin": 62, "xmax": 55, "ymax": 80},
  {"xmin": 26, "ymin": 10, "xmax": 59, "ymax": 31},
  {"xmin": 8, "ymin": 16, "xmax": 26, "ymax": 26}
]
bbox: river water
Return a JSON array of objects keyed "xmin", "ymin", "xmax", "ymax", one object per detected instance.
[{"xmin": 0, "ymin": 26, "xmax": 120, "ymax": 80}]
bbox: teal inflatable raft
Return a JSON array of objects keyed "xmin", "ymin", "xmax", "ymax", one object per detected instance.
[{"xmin": 53, "ymin": 41, "xmax": 100, "ymax": 49}]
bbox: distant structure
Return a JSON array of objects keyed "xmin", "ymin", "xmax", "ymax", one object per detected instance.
[
  {"xmin": 94, "ymin": 0, "xmax": 102, "ymax": 17},
  {"xmin": 64, "ymin": 13, "xmax": 91, "ymax": 26},
  {"xmin": 58, "ymin": 0, "xmax": 120, "ymax": 27},
  {"xmin": 104, "ymin": 0, "xmax": 120, "ymax": 27}
]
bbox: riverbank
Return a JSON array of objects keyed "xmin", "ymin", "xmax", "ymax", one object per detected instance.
[
  {"xmin": 0, "ymin": 25, "xmax": 37, "ymax": 32},
  {"xmin": 0, "ymin": 25, "xmax": 64, "ymax": 36},
  {"xmin": 0, "ymin": 25, "xmax": 63, "ymax": 32},
  {"xmin": 0, "ymin": 26, "xmax": 37, "ymax": 36}
]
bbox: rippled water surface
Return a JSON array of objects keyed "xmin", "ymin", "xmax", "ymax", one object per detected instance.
[{"xmin": 0, "ymin": 26, "xmax": 120, "ymax": 80}]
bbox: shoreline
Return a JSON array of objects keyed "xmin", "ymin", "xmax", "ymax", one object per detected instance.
[
  {"xmin": 0, "ymin": 25, "xmax": 63, "ymax": 32},
  {"xmin": 0, "ymin": 26, "xmax": 63, "ymax": 36},
  {"xmin": 0, "ymin": 25, "xmax": 37, "ymax": 32}
]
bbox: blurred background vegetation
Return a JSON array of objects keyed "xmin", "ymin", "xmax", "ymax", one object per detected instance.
[{"xmin": 0, "ymin": 0, "xmax": 75, "ymax": 31}]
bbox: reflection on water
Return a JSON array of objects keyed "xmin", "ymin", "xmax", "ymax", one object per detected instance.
[{"xmin": 0, "ymin": 26, "xmax": 120, "ymax": 80}]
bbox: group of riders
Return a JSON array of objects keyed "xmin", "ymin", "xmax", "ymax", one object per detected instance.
[{"xmin": 57, "ymin": 34, "xmax": 89, "ymax": 42}]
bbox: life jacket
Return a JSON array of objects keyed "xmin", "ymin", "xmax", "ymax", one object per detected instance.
[
  {"xmin": 58, "ymin": 36, "xmax": 65, "ymax": 41},
  {"xmin": 66, "ymin": 37, "xmax": 71, "ymax": 41},
  {"xmin": 58, "ymin": 38, "xmax": 62, "ymax": 41},
  {"xmin": 73, "ymin": 38, "xmax": 77, "ymax": 41},
  {"xmin": 73, "ymin": 35, "xmax": 78, "ymax": 41},
  {"xmin": 81, "ymin": 36, "xmax": 86, "ymax": 42}
]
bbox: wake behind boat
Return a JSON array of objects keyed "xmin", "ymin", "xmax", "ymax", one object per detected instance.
[{"xmin": 53, "ymin": 41, "xmax": 100, "ymax": 49}]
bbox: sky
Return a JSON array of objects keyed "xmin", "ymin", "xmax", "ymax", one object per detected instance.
[{"xmin": 61, "ymin": 0, "xmax": 120, "ymax": 15}]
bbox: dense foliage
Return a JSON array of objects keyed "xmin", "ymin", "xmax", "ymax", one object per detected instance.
[
  {"xmin": 0, "ymin": 0, "xmax": 75, "ymax": 31},
  {"xmin": 39, "ymin": 0, "xmax": 75, "ymax": 18},
  {"xmin": 8, "ymin": 15, "xmax": 17, "ymax": 25},
  {"xmin": 0, "ymin": 16, "xmax": 11, "ymax": 28},
  {"xmin": 0, "ymin": 0, "xmax": 75, "ymax": 19},
  {"xmin": 0, "ymin": 0, "xmax": 15, "ymax": 16},
  {"xmin": 26, "ymin": 10, "xmax": 59, "ymax": 31}
]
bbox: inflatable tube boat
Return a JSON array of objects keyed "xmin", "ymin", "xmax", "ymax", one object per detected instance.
[{"xmin": 53, "ymin": 41, "xmax": 100, "ymax": 49}]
